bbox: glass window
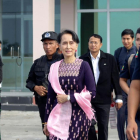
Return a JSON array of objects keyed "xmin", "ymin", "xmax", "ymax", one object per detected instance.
[
  {"xmin": 2, "ymin": 0, "xmax": 33, "ymax": 13},
  {"xmin": 77, "ymin": 12, "xmax": 107, "ymax": 56},
  {"xmin": 23, "ymin": 0, "xmax": 32, "ymax": 13},
  {"xmin": 2, "ymin": 0, "xmax": 21, "ymax": 13},
  {"xmin": 24, "ymin": 18, "xmax": 33, "ymax": 57},
  {"xmin": 110, "ymin": 0, "xmax": 140, "ymax": 9},
  {"xmin": 55, "ymin": 0, "xmax": 60, "ymax": 34},
  {"xmin": 110, "ymin": 11, "xmax": 140, "ymax": 55},
  {"xmin": 77, "ymin": 0, "xmax": 107, "ymax": 10},
  {"xmin": 2, "ymin": 14, "xmax": 16, "ymax": 56}
]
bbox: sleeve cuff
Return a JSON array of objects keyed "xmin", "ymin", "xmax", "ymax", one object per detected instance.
[
  {"xmin": 115, "ymin": 99, "xmax": 123, "ymax": 103},
  {"xmin": 32, "ymin": 85, "xmax": 36, "ymax": 91},
  {"xmin": 115, "ymin": 95, "xmax": 123, "ymax": 100},
  {"xmin": 26, "ymin": 83, "xmax": 36, "ymax": 92}
]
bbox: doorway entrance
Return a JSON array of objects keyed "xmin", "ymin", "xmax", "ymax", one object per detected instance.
[{"xmin": 1, "ymin": 0, "xmax": 33, "ymax": 93}]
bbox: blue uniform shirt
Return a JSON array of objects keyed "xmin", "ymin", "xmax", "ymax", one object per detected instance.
[
  {"xmin": 120, "ymin": 54, "xmax": 136, "ymax": 82},
  {"xmin": 117, "ymin": 45, "xmax": 137, "ymax": 71},
  {"xmin": 117, "ymin": 45, "xmax": 137, "ymax": 85},
  {"xmin": 114, "ymin": 45, "xmax": 136, "ymax": 89},
  {"xmin": 132, "ymin": 49, "xmax": 140, "ymax": 80}
]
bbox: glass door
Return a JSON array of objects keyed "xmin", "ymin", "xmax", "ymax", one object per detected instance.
[
  {"xmin": 2, "ymin": 14, "xmax": 22, "ymax": 91},
  {"xmin": 2, "ymin": 13, "xmax": 33, "ymax": 92},
  {"xmin": 2, "ymin": 0, "xmax": 33, "ymax": 92}
]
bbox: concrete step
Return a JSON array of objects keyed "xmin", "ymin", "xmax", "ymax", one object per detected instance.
[
  {"xmin": 1, "ymin": 96, "xmax": 32, "ymax": 104},
  {"xmin": 2, "ymin": 104, "xmax": 38, "ymax": 111}
]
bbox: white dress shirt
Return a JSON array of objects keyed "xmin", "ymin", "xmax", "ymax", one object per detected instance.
[{"xmin": 90, "ymin": 51, "xmax": 100, "ymax": 84}]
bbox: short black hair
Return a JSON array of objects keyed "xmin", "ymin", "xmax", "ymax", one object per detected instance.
[
  {"xmin": 136, "ymin": 28, "xmax": 140, "ymax": 36},
  {"xmin": 121, "ymin": 29, "xmax": 134, "ymax": 38},
  {"xmin": 88, "ymin": 34, "xmax": 102, "ymax": 43},
  {"xmin": 57, "ymin": 30, "xmax": 80, "ymax": 44},
  {"xmin": 0, "ymin": 41, "xmax": 1, "ymax": 44}
]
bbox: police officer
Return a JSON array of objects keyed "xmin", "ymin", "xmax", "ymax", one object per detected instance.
[
  {"xmin": 26, "ymin": 31, "xmax": 63, "ymax": 139},
  {"xmin": 120, "ymin": 28, "xmax": 140, "ymax": 140},
  {"xmin": 126, "ymin": 31, "xmax": 140, "ymax": 140},
  {"xmin": 114, "ymin": 29, "xmax": 137, "ymax": 140}
]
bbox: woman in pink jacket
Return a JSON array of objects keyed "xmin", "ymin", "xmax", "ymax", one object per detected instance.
[{"xmin": 43, "ymin": 30, "xmax": 96, "ymax": 140}]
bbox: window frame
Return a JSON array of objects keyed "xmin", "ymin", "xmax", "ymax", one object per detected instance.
[{"xmin": 75, "ymin": 0, "xmax": 140, "ymax": 56}]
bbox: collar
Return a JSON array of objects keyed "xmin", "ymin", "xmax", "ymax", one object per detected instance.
[
  {"xmin": 100, "ymin": 50, "xmax": 106, "ymax": 58},
  {"xmin": 46, "ymin": 52, "xmax": 59, "ymax": 61},
  {"xmin": 85, "ymin": 50, "xmax": 106, "ymax": 59},
  {"xmin": 90, "ymin": 51, "xmax": 100, "ymax": 59},
  {"xmin": 124, "ymin": 45, "xmax": 136, "ymax": 52}
]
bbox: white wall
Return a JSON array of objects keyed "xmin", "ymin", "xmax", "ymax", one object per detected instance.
[
  {"xmin": 61, "ymin": 0, "xmax": 75, "ymax": 31},
  {"xmin": 33, "ymin": 0, "xmax": 55, "ymax": 61}
]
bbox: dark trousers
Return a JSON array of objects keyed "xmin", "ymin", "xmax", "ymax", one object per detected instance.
[
  {"xmin": 37, "ymin": 97, "xmax": 49, "ymax": 140},
  {"xmin": 88, "ymin": 124, "xmax": 97, "ymax": 140},
  {"xmin": 117, "ymin": 92, "xmax": 127, "ymax": 140},
  {"xmin": 88, "ymin": 104, "xmax": 110, "ymax": 140}
]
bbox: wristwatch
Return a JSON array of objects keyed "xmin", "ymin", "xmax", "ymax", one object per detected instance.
[{"xmin": 67, "ymin": 95, "xmax": 70, "ymax": 101}]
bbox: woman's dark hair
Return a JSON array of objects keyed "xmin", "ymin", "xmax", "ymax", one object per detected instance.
[
  {"xmin": 0, "ymin": 41, "xmax": 1, "ymax": 44},
  {"xmin": 121, "ymin": 29, "xmax": 134, "ymax": 38},
  {"xmin": 88, "ymin": 34, "xmax": 103, "ymax": 43},
  {"xmin": 57, "ymin": 30, "xmax": 80, "ymax": 44}
]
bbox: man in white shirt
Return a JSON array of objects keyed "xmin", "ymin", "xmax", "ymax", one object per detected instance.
[{"xmin": 80, "ymin": 34, "xmax": 123, "ymax": 140}]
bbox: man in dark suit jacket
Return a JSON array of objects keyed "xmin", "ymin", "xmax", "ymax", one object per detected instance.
[{"xmin": 80, "ymin": 34, "xmax": 123, "ymax": 140}]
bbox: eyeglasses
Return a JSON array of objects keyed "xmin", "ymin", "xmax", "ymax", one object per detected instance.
[{"xmin": 89, "ymin": 41, "xmax": 99, "ymax": 45}]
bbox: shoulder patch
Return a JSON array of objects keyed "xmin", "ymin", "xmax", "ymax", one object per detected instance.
[
  {"xmin": 121, "ymin": 65, "xmax": 124, "ymax": 71},
  {"xmin": 135, "ymin": 51, "xmax": 139, "ymax": 58}
]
